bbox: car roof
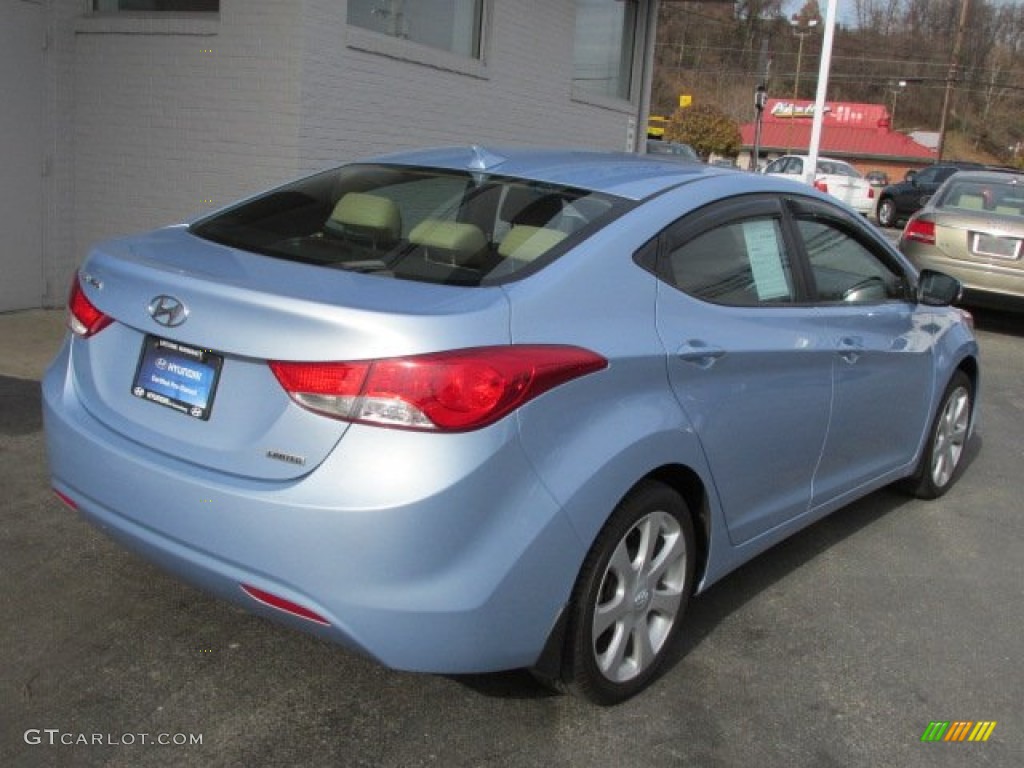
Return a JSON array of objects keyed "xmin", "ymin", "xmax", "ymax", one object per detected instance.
[
  {"xmin": 937, "ymin": 169, "xmax": 1024, "ymax": 184},
  {"xmin": 777, "ymin": 154, "xmax": 845, "ymax": 162},
  {"xmin": 367, "ymin": 145, "xmax": 732, "ymax": 201}
]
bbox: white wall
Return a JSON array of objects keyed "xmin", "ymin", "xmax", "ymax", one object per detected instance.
[
  {"xmin": 297, "ymin": 0, "xmax": 638, "ymax": 170},
  {"xmin": 44, "ymin": 0, "xmax": 647, "ymax": 305},
  {"xmin": 0, "ymin": 0, "xmax": 45, "ymax": 311},
  {"xmin": 70, "ymin": 5, "xmax": 303, "ymax": 266}
]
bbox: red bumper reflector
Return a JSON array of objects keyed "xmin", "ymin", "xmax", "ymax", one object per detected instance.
[
  {"xmin": 240, "ymin": 584, "xmax": 330, "ymax": 626},
  {"xmin": 54, "ymin": 489, "xmax": 78, "ymax": 510}
]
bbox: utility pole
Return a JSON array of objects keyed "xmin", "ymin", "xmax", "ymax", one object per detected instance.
[
  {"xmin": 936, "ymin": 0, "xmax": 970, "ymax": 162},
  {"xmin": 889, "ymin": 80, "xmax": 907, "ymax": 128},
  {"xmin": 786, "ymin": 18, "xmax": 818, "ymax": 154}
]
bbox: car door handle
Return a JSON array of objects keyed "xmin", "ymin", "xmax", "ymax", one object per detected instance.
[
  {"xmin": 838, "ymin": 336, "xmax": 863, "ymax": 364},
  {"xmin": 677, "ymin": 340, "xmax": 726, "ymax": 369}
]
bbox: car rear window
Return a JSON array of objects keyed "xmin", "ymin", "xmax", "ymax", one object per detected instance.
[
  {"xmin": 819, "ymin": 161, "xmax": 860, "ymax": 178},
  {"xmin": 936, "ymin": 178, "xmax": 1024, "ymax": 216},
  {"xmin": 190, "ymin": 164, "xmax": 626, "ymax": 286}
]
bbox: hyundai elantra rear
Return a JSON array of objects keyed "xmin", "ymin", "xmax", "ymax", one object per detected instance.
[
  {"xmin": 43, "ymin": 148, "xmax": 658, "ymax": 673},
  {"xmin": 44, "ymin": 146, "xmax": 979, "ymax": 704}
]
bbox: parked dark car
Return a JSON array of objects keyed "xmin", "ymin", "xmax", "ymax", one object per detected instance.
[{"xmin": 875, "ymin": 162, "xmax": 985, "ymax": 228}]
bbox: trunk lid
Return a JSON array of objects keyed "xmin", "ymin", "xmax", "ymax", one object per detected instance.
[
  {"xmin": 71, "ymin": 226, "xmax": 510, "ymax": 480},
  {"xmin": 936, "ymin": 211, "xmax": 1024, "ymax": 269}
]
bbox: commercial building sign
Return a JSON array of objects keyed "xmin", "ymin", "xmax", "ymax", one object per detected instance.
[{"xmin": 770, "ymin": 101, "xmax": 832, "ymax": 119}]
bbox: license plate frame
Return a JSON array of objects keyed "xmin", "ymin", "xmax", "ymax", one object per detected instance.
[
  {"xmin": 972, "ymin": 232, "xmax": 1021, "ymax": 260},
  {"xmin": 131, "ymin": 336, "xmax": 224, "ymax": 421}
]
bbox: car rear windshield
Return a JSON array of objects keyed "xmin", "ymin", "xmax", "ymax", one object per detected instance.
[
  {"xmin": 190, "ymin": 164, "xmax": 626, "ymax": 286},
  {"xmin": 818, "ymin": 161, "xmax": 860, "ymax": 178},
  {"xmin": 936, "ymin": 177, "xmax": 1024, "ymax": 216}
]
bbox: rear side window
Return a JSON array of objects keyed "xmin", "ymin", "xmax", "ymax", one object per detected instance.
[{"xmin": 190, "ymin": 165, "xmax": 624, "ymax": 286}]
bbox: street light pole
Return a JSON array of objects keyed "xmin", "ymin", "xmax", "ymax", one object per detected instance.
[{"xmin": 805, "ymin": 0, "xmax": 838, "ymax": 186}]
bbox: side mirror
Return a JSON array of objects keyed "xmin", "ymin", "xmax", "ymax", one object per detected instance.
[
  {"xmin": 905, "ymin": 169, "xmax": 918, "ymax": 184},
  {"xmin": 917, "ymin": 269, "xmax": 962, "ymax": 306}
]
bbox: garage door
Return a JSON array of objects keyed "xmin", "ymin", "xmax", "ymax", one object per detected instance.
[{"xmin": 0, "ymin": 0, "xmax": 45, "ymax": 311}]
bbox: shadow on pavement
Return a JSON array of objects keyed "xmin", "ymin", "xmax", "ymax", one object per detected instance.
[
  {"xmin": 0, "ymin": 375, "xmax": 42, "ymax": 436},
  {"xmin": 967, "ymin": 305, "xmax": 1024, "ymax": 337},
  {"xmin": 449, "ymin": 430, "xmax": 983, "ymax": 701}
]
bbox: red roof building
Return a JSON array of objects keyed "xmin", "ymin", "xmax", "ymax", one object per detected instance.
[{"xmin": 739, "ymin": 98, "xmax": 936, "ymax": 177}]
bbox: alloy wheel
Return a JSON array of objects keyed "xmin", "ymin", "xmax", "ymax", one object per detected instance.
[
  {"xmin": 591, "ymin": 509, "xmax": 687, "ymax": 683},
  {"xmin": 930, "ymin": 384, "xmax": 970, "ymax": 489}
]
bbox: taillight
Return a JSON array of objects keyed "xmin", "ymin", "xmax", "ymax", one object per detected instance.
[
  {"xmin": 868, "ymin": 187, "xmax": 875, "ymax": 199},
  {"xmin": 813, "ymin": 179, "xmax": 829, "ymax": 194},
  {"xmin": 67, "ymin": 274, "xmax": 113, "ymax": 338},
  {"xmin": 269, "ymin": 346, "xmax": 607, "ymax": 432},
  {"xmin": 903, "ymin": 218, "xmax": 936, "ymax": 245}
]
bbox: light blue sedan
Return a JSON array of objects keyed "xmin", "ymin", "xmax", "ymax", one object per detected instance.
[{"xmin": 44, "ymin": 146, "xmax": 978, "ymax": 704}]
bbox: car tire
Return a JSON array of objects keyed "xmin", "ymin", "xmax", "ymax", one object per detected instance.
[
  {"xmin": 561, "ymin": 480, "xmax": 695, "ymax": 705},
  {"xmin": 903, "ymin": 370, "xmax": 973, "ymax": 500},
  {"xmin": 877, "ymin": 198, "xmax": 897, "ymax": 228}
]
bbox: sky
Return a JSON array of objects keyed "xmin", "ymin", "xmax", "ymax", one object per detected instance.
[
  {"xmin": 783, "ymin": 0, "xmax": 1024, "ymax": 30},
  {"xmin": 781, "ymin": 0, "xmax": 856, "ymax": 28}
]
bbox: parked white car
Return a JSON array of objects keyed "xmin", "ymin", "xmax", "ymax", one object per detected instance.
[{"xmin": 762, "ymin": 155, "xmax": 875, "ymax": 216}]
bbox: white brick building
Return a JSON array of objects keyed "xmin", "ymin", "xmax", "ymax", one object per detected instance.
[{"xmin": 1, "ymin": 0, "xmax": 661, "ymax": 311}]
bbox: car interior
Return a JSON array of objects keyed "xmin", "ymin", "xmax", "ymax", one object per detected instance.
[
  {"xmin": 253, "ymin": 179, "xmax": 616, "ymax": 285},
  {"xmin": 943, "ymin": 182, "xmax": 1024, "ymax": 217}
]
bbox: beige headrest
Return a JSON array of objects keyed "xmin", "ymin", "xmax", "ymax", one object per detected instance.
[
  {"xmin": 329, "ymin": 193, "xmax": 401, "ymax": 239},
  {"xmin": 408, "ymin": 220, "xmax": 486, "ymax": 259},
  {"xmin": 498, "ymin": 226, "xmax": 568, "ymax": 262}
]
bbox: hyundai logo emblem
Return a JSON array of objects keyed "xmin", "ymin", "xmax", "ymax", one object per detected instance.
[{"xmin": 148, "ymin": 295, "xmax": 188, "ymax": 327}]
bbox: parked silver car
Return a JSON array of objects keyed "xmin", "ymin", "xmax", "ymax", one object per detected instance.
[{"xmin": 900, "ymin": 169, "xmax": 1024, "ymax": 309}]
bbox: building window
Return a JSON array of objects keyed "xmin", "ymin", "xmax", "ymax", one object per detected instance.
[
  {"xmin": 573, "ymin": 0, "xmax": 637, "ymax": 101},
  {"xmin": 93, "ymin": 1, "xmax": 219, "ymax": 10},
  {"xmin": 347, "ymin": 0, "xmax": 484, "ymax": 59}
]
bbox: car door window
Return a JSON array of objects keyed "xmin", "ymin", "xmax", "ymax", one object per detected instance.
[
  {"xmin": 798, "ymin": 218, "xmax": 907, "ymax": 303},
  {"xmin": 665, "ymin": 217, "xmax": 796, "ymax": 306}
]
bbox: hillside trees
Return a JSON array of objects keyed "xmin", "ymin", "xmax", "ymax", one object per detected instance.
[{"xmin": 653, "ymin": 0, "xmax": 1024, "ymax": 162}]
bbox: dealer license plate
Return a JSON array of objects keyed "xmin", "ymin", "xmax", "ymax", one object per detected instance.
[
  {"xmin": 132, "ymin": 336, "xmax": 224, "ymax": 420},
  {"xmin": 972, "ymin": 232, "xmax": 1021, "ymax": 260}
]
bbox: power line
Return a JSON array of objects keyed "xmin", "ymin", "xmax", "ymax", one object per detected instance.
[
  {"xmin": 656, "ymin": 42, "xmax": 1018, "ymax": 78},
  {"xmin": 656, "ymin": 64, "xmax": 1024, "ymax": 95}
]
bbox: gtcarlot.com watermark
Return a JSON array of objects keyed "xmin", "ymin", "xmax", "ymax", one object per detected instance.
[{"xmin": 24, "ymin": 729, "xmax": 202, "ymax": 747}]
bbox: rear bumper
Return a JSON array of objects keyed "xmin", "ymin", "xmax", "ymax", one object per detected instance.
[
  {"xmin": 43, "ymin": 344, "xmax": 585, "ymax": 673},
  {"xmin": 905, "ymin": 249, "xmax": 1024, "ymax": 302}
]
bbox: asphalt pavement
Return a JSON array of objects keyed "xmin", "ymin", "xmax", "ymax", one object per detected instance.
[{"xmin": 1, "ymin": 306, "xmax": 1021, "ymax": 768}]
